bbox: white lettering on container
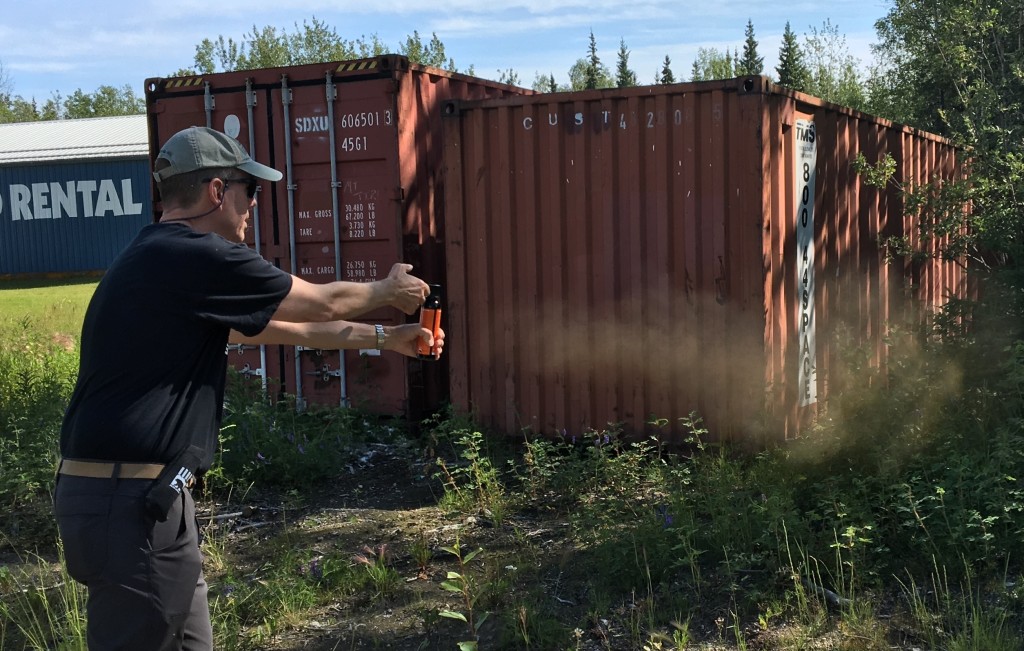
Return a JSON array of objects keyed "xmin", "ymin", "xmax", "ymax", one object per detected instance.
[
  {"xmin": 345, "ymin": 259, "xmax": 378, "ymax": 280},
  {"xmin": 520, "ymin": 108, "xmax": 686, "ymax": 132},
  {"xmin": 294, "ymin": 115, "xmax": 330, "ymax": 133}
]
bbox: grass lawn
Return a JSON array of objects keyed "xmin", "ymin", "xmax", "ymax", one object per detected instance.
[{"xmin": 0, "ymin": 275, "xmax": 99, "ymax": 336}]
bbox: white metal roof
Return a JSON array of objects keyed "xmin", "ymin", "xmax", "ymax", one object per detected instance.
[{"xmin": 0, "ymin": 114, "xmax": 148, "ymax": 165}]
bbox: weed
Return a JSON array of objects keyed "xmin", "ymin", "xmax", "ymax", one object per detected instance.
[
  {"xmin": 502, "ymin": 601, "xmax": 565, "ymax": 650},
  {"xmin": 0, "ymin": 544, "xmax": 87, "ymax": 651},
  {"xmin": 435, "ymin": 430, "xmax": 507, "ymax": 526},
  {"xmin": 353, "ymin": 543, "xmax": 402, "ymax": 602},
  {"xmin": 438, "ymin": 534, "xmax": 488, "ymax": 650},
  {"xmin": 899, "ymin": 558, "xmax": 1020, "ymax": 651},
  {"xmin": 411, "ymin": 531, "xmax": 433, "ymax": 579}
]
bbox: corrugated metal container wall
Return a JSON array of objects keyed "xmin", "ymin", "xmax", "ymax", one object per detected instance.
[
  {"xmin": 146, "ymin": 55, "xmax": 529, "ymax": 415},
  {"xmin": 0, "ymin": 158, "xmax": 152, "ymax": 275},
  {"xmin": 442, "ymin": 76, "xmax": 966, "ymax": 444}
]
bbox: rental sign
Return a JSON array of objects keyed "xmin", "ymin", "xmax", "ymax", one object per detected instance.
[
  {"xmin": 0, "ymin": 178, "xmax": 144, "ymax": 221},
  {"xmin": 0, "ymin": 159, "xmax": 152, "ymax": 275}
]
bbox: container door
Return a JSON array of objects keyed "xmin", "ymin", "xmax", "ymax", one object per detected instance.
[{"xmin": 269, "ymin": 76, "xmax": 407, "ymax": 412}]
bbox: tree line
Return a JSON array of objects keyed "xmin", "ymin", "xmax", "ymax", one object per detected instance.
[
  {"xmin": 1, "ymin": 5, "xmax": 1020, "ymax": 267},
  {"xmin": 0, "ymin": 15, "xmax": 892, "ymax": 122},
  {"xmin": 525, "ymin": 18, "xmax": 864, "ymax": 111}
]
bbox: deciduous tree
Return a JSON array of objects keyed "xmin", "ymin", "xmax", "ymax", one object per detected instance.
[
  {"xmin": 188, "ymin": 18, "xmax": 458, "ymax": 74},
  {"xmin": 690, "ymin": 47, "xmax": 735, "ymax": 81},
  {"xmin": 497, "ymin": 68, "xmax": 520, "ymax": 86},
  {"xmin": 872, "ymin": 0, "xmax": 1024, "ymax": 265},
  {"xmin": 400, "ymin": 31, "xmax": 457, "ymax": 70},
  {"xmin": 802, "ymin": 19, "xmax": 866, "ymax": 109},
  {"xmin": 60, "ymin": 85, "xmax": 144, "ymax": 119},
  {"xmin": 531, "ymin": 73, "xmax": 561, "ymax": 93},
  {"xmin": 0, "ymin": 96, "xmax": 43, "ymax": 123}
]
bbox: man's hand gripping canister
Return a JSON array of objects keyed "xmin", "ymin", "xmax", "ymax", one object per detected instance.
[{"xmin": 417, "ymin": 284, "xmax": 443, "ymax": 360}]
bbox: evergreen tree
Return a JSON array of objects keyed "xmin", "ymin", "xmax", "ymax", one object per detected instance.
[
  {"xmin": 584, "ymin": 30, "xmax": 602, "ymax": 89},
  {"xmin": 615, "ymin": 38, "xmax": 637, "ymax": 87},
  {"xmin": 532, "ymin": 72, "xmax": 562, "ymax": 92},
  {"xmin": 738, "ymin": 19, "xmax": 764, "ymax": 75},
  {"xmin": 531, "ymin": 73, "xmax": 546, "ymax": 92},
  {"xmin": 568, "ymin": 31, "xmax": 614, "ymax": 91},
  {"xmin": 569, "ymin": 57, "xmax": 613, "ymax": 91},
  {"xmin": 776, "ymin": 21, "xmax": 810, "ymax": 91},
  {"xmin": 659, "ymin": 55, "xmax": 676, "ymax": 84}
]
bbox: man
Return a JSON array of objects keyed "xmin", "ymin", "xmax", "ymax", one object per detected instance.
[{"xmin": 54, "ymin": 126, "xmax": 443, "ymax": 650}]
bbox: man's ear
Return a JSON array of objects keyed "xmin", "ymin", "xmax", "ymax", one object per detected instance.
[{"xmin": 206, "ymin": 178, "xmax": 225, "ymax": 206}]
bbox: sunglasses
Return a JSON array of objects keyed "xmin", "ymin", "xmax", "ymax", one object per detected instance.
[{"xmin": 203, "ymin": 176, "xmax": 260, "ymax": 199}]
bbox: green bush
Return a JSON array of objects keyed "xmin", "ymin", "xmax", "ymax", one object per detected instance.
[
  {"xmin": 216, "ymin": 370, "xmax": 400, "ymax": 490},
  {"xmin": 0, "ymin": 318, "xmax": 78, "ymax": 534}
]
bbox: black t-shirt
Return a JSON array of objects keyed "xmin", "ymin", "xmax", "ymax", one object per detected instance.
[{"xmin": 60, "ymin": 223, "xmax": 293, "ymax": 470}]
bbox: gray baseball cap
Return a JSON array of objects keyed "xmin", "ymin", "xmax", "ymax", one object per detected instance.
[{"xmin": 152, "ymin": 126, "xmax": 283, "ymax": 182}]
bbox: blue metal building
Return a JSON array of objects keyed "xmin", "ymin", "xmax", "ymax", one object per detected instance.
[{"xmin": 0, "ymin": 115, "xmax": 152, "ymax": 276}]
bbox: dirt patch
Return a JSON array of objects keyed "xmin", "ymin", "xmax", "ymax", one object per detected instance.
[{"xmin": 199, "ymin": 446, "xmax": 600, "ymax": 650}]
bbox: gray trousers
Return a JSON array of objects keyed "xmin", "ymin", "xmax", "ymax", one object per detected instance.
[{"xmin": 54, "ymin": 475, "xmax": 213, "ymax": 650}]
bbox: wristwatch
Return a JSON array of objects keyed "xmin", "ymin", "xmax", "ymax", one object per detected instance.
[{"xmin": 374, "ymin": 324, "xmax": 385, "ymax": 349}]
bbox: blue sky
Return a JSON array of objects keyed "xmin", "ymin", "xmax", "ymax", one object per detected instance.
[{"xmin": 1, "ymin": 0, "xmax": 890, "ymax": 103}]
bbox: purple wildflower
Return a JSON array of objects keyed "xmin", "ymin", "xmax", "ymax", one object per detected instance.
[{"xmin": 656, "ymin": 504, "xmax": 674, "ymax": 529}]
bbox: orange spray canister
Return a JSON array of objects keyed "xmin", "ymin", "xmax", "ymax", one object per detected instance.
[{"xmin": 417, "ymin": 284, "xmax": 443, "ymax": 359}]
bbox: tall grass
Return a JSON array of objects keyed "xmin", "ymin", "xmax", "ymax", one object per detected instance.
[
  {"xmin": 3, "ymin": 273, "xmax": 1024, "ymax": 649},
  {"xmin": 0, "ymin": 277, "xmax": 94, "ymax": 548},
  {"xmin": 0, "ymin": 545, "xmax": 87, "ymax": 650}
]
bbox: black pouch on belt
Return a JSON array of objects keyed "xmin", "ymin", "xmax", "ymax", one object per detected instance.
[{"xmin": 145, "ymin": 445, "xmax": 203, "ymax": 521}]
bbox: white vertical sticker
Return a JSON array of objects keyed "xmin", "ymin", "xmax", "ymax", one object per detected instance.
[{"xmin": 795, "ymin": 119, "xmax": 817, "ymax": 407}]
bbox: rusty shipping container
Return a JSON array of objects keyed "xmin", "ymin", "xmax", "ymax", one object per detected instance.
[
  {"xmin": 146, "ymin": 55, "xmax": 528, "ymax": 415},
  {"xmin": 442, "ymin": 76, "xmax": 967, "ymax": 444}
]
